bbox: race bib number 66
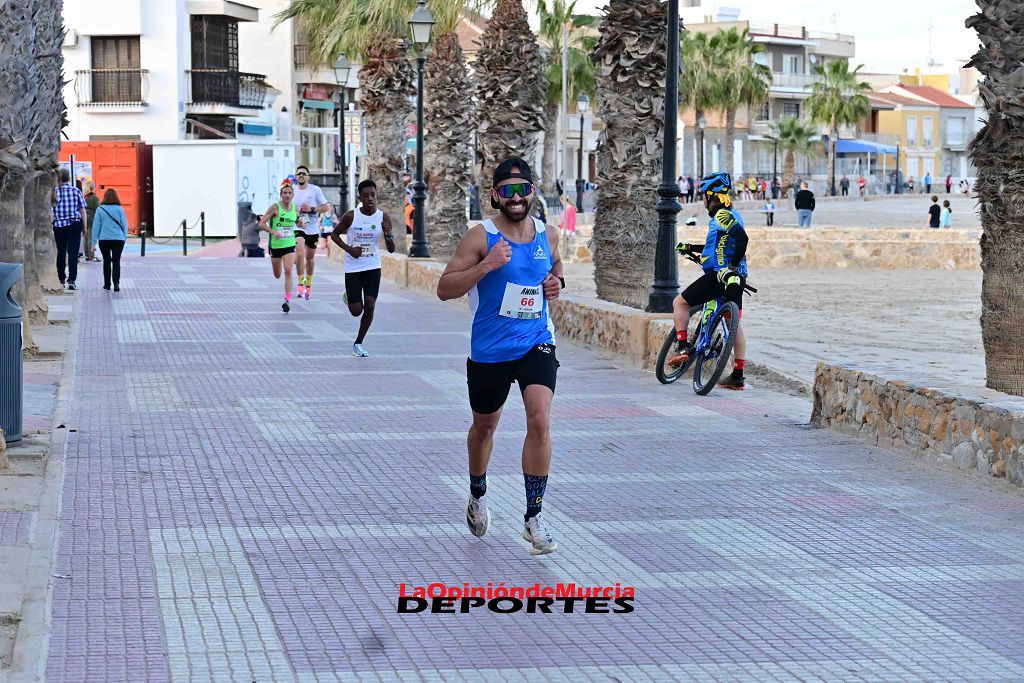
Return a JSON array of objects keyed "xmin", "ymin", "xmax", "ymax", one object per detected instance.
[{"xmin": 500, "ymin": 282, "xmax": 543, "ymax": 320}]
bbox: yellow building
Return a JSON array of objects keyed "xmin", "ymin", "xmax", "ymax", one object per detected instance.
[{"xmin": 869, "ymin": 88, "xmax": 942, "ymax": 188}]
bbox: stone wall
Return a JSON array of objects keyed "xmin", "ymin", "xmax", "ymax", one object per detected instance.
[
  {"xmin": 564, "ymin": 227, "xmax": 981, "ymax": 270},
  {"xmin": 812, "ymin": 363, "xmax": 1024, "ymax": 488}
]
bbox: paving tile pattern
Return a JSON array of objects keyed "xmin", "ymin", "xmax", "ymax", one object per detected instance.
[{"xmin": 46, "ymin": 256, "xmax": 1024, "ymax": 682}]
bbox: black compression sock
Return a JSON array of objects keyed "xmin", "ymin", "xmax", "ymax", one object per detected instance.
[
  {"xmin": 524, "ymin": 474, "xmax": 548, "ymax": 521},
  {"xmin": 470, "ymin": 473, "xmax": 487, "ymax": 499}
]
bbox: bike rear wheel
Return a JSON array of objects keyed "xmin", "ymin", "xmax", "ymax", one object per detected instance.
[
  {"xmin": 692, "ymin": 301, "xmax": 740, "ymax": 395},
  {"xmin": 655, "ymin": 327, "xmax": 696, "ymax": 384}
]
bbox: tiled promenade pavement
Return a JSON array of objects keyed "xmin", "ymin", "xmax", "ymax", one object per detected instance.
[{"xmin": 45, "ymin": 256, "xmax": 1024, "ymax": 682}]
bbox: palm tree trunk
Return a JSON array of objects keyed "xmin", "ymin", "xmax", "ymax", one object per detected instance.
[
  {"xmin": 0, "ymin": 179, "xmax": 36, "ymax": 354},
  {"xmin": 21, "ymin": 173, "xmax": 48, "ymax": 324},
  {"xmin": 782, "ymin": 151, "xmax": 795, "ymax": 198},
  {"xmin": 542, "ymin": 100, "xmax": 559, "ymax": 195},
  {"xmin": 591, "ymin": 0, "xmax": 666, "ymax": 309},
  {"xmin": 360, "ymin": 37, "xmax": 414, "ymax": 254},
  {"xmin": 695, "ymin": 107, "xmax": 705, "ymax": 177},
  {"xmin": 424, "ymin": 32, "xmax": 473, "ymax": 260},
  {"xmin": 724, "ymin": 107, "xmax": 736, "ymax": 178}
]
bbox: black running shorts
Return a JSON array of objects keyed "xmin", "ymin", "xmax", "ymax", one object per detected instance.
[
  {"xmin": 467, "ymin": 344, "xmax": 559, "ymax": 415},
  {"xmin": 298, "ymin": 233, "xmax": 319, "ymax": 249},
  {"xmin": 344, "ymin": 268, "xmax": 382, "ymax": 305},
  {"xmin": 681, "ymin": 270, "xmax": 744, "ymax": 310},
  {"xmin": 269, "ymin": 245, "xmax": 295, "ymax": 258}
]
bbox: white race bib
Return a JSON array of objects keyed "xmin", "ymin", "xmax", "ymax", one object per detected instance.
[
  {"xmin": 499, "ymin": 282, "xmax": 544, "ymax": 320},
  {"xmin": 355, "ymin": 233, "xmax": 376, "ymax": 257}
]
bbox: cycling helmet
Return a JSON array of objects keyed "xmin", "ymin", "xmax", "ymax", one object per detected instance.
[{"xmin": 697, "ymin": 171, "xmax": 732, "ymax": 195}]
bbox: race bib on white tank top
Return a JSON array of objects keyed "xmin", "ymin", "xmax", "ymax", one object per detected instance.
[{"xmin": 344, "ymin": 208, "xmax": 384, "ymax": 273}]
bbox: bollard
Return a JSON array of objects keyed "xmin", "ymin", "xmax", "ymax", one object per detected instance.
[
  {"xmin": 181, "ymin": 219, "xmax": 188, "ymax": 256},
  {"xmin": 140, "ymin": 222, "xmax": 147, "ymax": 257},
  {"xmin": 0, "ymin": 263, "xmax": 23, "ymax": 443},
  {"xmin": 200, "ymin": 212, "xmax": 206, "ymax": 247}
]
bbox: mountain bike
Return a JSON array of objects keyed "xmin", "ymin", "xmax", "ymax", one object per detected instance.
[{"xmin": 655, "ymin": 250, "xmax": 757, "ymax": 395}]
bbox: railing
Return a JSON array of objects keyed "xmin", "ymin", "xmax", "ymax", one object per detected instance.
[
  {"xmin": 186, "ymin": 69, "xmax": 271, "ymax": 109},
  {"xmin": 750, "ymin": 120, "xmax": 774, "ymax": 137},
  {"xmin": 748, "ymin": 21, "xmax": 807, "ymax": 40},
  {"xmin": 807, "ymin": 30, "xmax": 856, "ymax": 43},
  {"xmin": 771, "ymin": 72, "xmax": 818, "ymax": 89},
  {"xmin": 860, "ymin": 132, "xmax": 900, "ymax": 146},
  {"xmin": 74, "ymin": 69, "xmax": 148, "ymax": 106}
]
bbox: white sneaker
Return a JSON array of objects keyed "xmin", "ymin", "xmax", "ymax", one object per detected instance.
[
  {"xmin": 523, "ymin": 513, "xmax": 557, "ymax": 555},
  {"xmin": 352, "ymin": 343, "xmax": 369, "ymax": 357},
  {"xmin": 465, "ymin": 495, "xmax": 490, "ymax": 537}
]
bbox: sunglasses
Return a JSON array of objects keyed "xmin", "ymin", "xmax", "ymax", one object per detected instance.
[
  {"xmin": 495, "ymin": 182, "xmax": 533, "ymax": 199},
  {"xmin": 296, "ymin": 172, "xmax": 309, "ymax": 177}
]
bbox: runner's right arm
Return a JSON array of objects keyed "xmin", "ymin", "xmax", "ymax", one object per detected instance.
[{"xmin": 437, "ymin": 225, "xmax": 509, "ymax": 301}]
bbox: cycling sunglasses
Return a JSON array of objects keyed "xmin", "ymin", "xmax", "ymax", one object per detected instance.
[{"xmin": 495, "ymin": 182, "xmax": 533, "ymax": 199}]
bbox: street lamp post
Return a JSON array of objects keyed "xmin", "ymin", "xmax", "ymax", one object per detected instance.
[
  {"xmin": 697, "ymin": 114, "xmax": 707, "ymax": 177},
  {"xmin": 408, "ymin": 0, "xmax": 434, "ymax": 258},
  {"xmin": 575, "ymin": 93, "xmax": 589, "ymax": 212},
  {"xmin": 772, "ymin": 138, "xmax": 778, "ymax": 199},
  {"xmin": 333, "ymin": 53, "xmax": 352, "ymax": 214},
  {"xmin": 647, "ymin": 0, "xmax": 681, "ymax": 313}
]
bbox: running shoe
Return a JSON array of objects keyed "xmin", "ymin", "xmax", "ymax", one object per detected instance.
[
  {"xmin": 718, "ymin": 374, "xmax": 745, "ymax": 391},
  {"xmin": 297, "ymin": 284, "xmax": 306, "ymax": 298},
  {"xmin": 282, "ymin": 300, "xmax": 290, "ymax": 313},
  {"xmin": 304, "ymin": 286, "xmax": 311, "ymax": 301},
  {"xmin": 352, "ymin": 343, "xmax": 369, "ymax": 357},
  {"xmin": 67, "ymin": 282, "xmax": 77, "ymax": 291},
  {"xmin": 523, "ymin": 513, "xmax": 557, "ymax": 555},
  {"xmin": 465, "ymin": 495, "xmax": 490, "ymax": 537}
]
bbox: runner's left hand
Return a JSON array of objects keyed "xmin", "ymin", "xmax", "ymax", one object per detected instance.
[{"xmin": 542, "ymin": 273, "xmax": 561, "ymax": 301}]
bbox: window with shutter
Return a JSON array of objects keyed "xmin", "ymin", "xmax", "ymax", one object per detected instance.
[{"xmin": 90, "ymin": 36, "xmax": 142, "ymax": 103}]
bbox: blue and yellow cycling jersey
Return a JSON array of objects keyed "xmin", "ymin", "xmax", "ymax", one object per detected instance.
[{"xmin": 700, "ymin": 207, "xmax": 748, "ymax": 277}]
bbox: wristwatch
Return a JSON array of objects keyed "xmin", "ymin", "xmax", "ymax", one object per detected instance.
[{"xmin": 558, "ymin": 277, "xmax": 566, "ymax": 290}]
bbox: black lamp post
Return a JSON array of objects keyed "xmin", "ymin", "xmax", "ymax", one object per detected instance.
[
  {"xmin": 408, "ymin": 0, "xmax": 434, "ymax": 258},
  {"xmin": 333, "ymin": 53, "xmax": 352, "ymax": 214},
  {"xmin": 772, "ymin": 137, "xmax": 779, "ymax": 199},
  {"xmin": 647, "ymin": 0, "xmax": 681, "ymax": 313},
  {"xmin": 696, "ymin": 114, "xmax": 707, "ymax": 177},
  {"xmin": 575, "ymin": 92, "xmax": 589, "ymax": 211}
]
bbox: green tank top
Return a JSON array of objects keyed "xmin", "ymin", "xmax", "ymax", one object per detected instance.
[{"xmin": 269, "ymin": 202, "xmax": 297, "ymax": 249}]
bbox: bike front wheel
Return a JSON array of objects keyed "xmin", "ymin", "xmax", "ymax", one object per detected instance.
[{"xmin": 692, "ymin": 301, "xmax": 740, "ymax": 395}]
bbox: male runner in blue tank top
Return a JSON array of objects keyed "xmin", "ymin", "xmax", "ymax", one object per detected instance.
[{"xmin": 437, "ymin": 158, "xmax": 564, "ymax": 555}]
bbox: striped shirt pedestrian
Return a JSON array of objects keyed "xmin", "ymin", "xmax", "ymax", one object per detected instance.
[{"xmin": 51, "ymin": 169, "xmax": 88, "ymax": 289}]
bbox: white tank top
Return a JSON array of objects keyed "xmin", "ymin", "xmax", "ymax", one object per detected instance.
[{"xmin": 343, "ymin": 208, "xmax": 384, "ymax": 273}]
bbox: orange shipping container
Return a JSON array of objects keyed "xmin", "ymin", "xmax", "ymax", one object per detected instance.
[{"xmin": 59, "ymin": 141, "xmax": 153, "ymax": 235}]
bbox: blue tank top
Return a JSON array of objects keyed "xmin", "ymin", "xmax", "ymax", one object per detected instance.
[{"xmin": 469, "ymin": 219, "xmax": 555, "ymax": 363}]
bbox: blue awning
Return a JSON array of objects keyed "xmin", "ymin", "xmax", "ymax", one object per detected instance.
[
  {"xmin": 237, "ymin": 122, "xmax": 273, "ymax": 136},
  {"xmin": 836, "ymin": 139, "xmax": 898, "ymax": 154},
  {"xmin": 301, "ymin": 98, "xmax": 336, "ymax": 110}
]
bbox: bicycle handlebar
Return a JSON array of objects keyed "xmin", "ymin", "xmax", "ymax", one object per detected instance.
[{"xmin": 679, "ymin": 250, "xmax": 757, "ymax": 294}]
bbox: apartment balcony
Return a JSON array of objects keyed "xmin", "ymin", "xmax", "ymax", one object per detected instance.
[
  {"xmin": 750, "ymin": 120, "xmax": 774, "ymax": 138},
  {"xmin": 944, "ymin": 136, "xmax": 969, "ymax": 152},
  {"xmin": 186, "ymin": 69, "xmax": 274, "ymax": 115},
  {"xmin": 74, "ymin": 69, "xmax": 149, "ymax": 109},
  {"xmin": 771, "ymin": 72, "xmax": 819, "ymax": 92}
]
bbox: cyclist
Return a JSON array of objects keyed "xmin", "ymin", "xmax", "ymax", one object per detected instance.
[{"xmin": 669, "ymin": 171, "xmax": 749, "ymax": 390}]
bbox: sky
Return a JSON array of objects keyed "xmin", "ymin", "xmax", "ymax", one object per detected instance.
[{"xmin": 566, "ymin": 0, "xmax": 981, "ymax": 75}]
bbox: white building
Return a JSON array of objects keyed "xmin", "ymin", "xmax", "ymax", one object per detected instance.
[{"xmin": 59, "ymin": 0, "xmax": 360, "ymax": 236}]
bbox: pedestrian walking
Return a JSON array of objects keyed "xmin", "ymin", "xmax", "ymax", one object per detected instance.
[
  {"xmin": 764, "ymin": 197, "xmax": 775, "ymax": 226},
  {"xmin": 332, "ymin": 179, "xmax": 397, "ymax": 357},
  {"xmin": 91, "ymin": 188, "xmax": 129, "ymax": 291},
  {"xmin": 51, "ymin": 167, "xmax": 87, "ymax": 291},
  {"xmin": 794, "ymin": 181, "xmax": 815, "ymax": 227},
  {"xmin": 771, "ymin": 175, "xmax": 780, "ymax": 199},
  {"xmin": 291, "ymin": 165, "xmax": 331, "ymax": 301},
  {"xmin": 83, "ymin": 181, "xmax": 100, "ymax": 262},
  {"xmin": 559, "ymin": 194, "xmax": 577, "ymax": 241},
  {"xmin": 940, "ymin": 199, "xmax": 952, "ymax": 227},
  {"xmin": 686, "ymin": 175, "xmax": 696, "ymax": 203},
  {"xmin": 678, "ymin": 176, "xmax": 689, "ymax": 203},
  {"xmin": 858, "ymin": 175, "xmax": 867, "ymax": 198},
  {"xmin": 318, "ymin": 205, "xmax": 336, "ymax": 257},
  {"xmin": 437, "ymin": 157, "xmax": 563, "ymax": 556},
  {"xmin": 258, "ymin": 181, "xmax": 299, "ymax": 313},
  {"xmin": 908, "ymin": 176, "xmax": 916, "ymax": 194},
  {"xmin": 928, "ymin": 195, "xmax": 941, "ymax": 228},
  {"xmin": 924, "ymin": 172, "xmax": 932, "ymax": 194},
  {"xmin": 840, "ymin": 175, "xmax": 850, "ymax": 197},
  {"xmin": 945, "ymin": 174, "xmax": 952, "ymax": 194}
]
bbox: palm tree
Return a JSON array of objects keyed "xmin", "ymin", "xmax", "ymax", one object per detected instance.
[
  {"xmin": 711, "ymin": 27, "xmax": 769, "ymax": 178},
  {"xmin": 0, "ymin": 0, "xmax": 39, "ymax": 353},
  {"xmin": 423, "ymin": 30, "xmax": 474, "ymax": 258},
  {"xmin": 590, "ymin": 0, "xmax": 666, "ymax": 309},
  {"xmin": 805, "ymin": 59, "xmax": 871, "ymax": 197},
  {"xmin": 771, "ymin": 117, "xmax": 819, "ymax": 197},
  {"xmin": 967, "ymin": 2, "xmax": 1024, "ymax": 396},
  {"xmin": 537, "ymin": 0, "xmax": 596, "ymax": 196},
  {"xmin": 679, "ymin": 31, "xmax": 722, "ymax": 177},
  {"xmin": 475, "ymin": 0, "xmax": 547, "ymax": 198}
]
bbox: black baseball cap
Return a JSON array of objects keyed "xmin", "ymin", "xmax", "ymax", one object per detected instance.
[{"xmin": 493, "ymin": 157, "xmax": 533, "ymax": 185}]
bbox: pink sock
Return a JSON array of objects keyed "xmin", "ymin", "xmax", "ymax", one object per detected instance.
[{"xmin": 285, "ymin": 292, "xmax": 292, "ymax": 301}]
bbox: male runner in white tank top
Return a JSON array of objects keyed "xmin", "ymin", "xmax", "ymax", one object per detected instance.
[
  {"xmin": 331, "ymin": 179, "xmax": 396, "ymax": 357},
  {"xmin": 292, "ymin": 165, "xmax": 331, "ymax": 300}
]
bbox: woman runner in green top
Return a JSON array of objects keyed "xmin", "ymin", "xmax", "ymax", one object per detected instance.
[{"xmin": 258, "ymin": 182, "xmax": 299, "ymax": 312}]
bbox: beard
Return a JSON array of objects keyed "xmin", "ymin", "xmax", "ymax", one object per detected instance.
[{"xmin": 498, "ymin": 199, "xmax": 530, "ymax": 222}]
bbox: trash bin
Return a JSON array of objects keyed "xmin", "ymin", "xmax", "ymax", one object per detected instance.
[
  {"xmin": 237, "ymin": 202, "xmax": 263, "ymax": 257},
  {"xmin": 0, "ymin": 263, "xmax": 23, "ymax": 443}
]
